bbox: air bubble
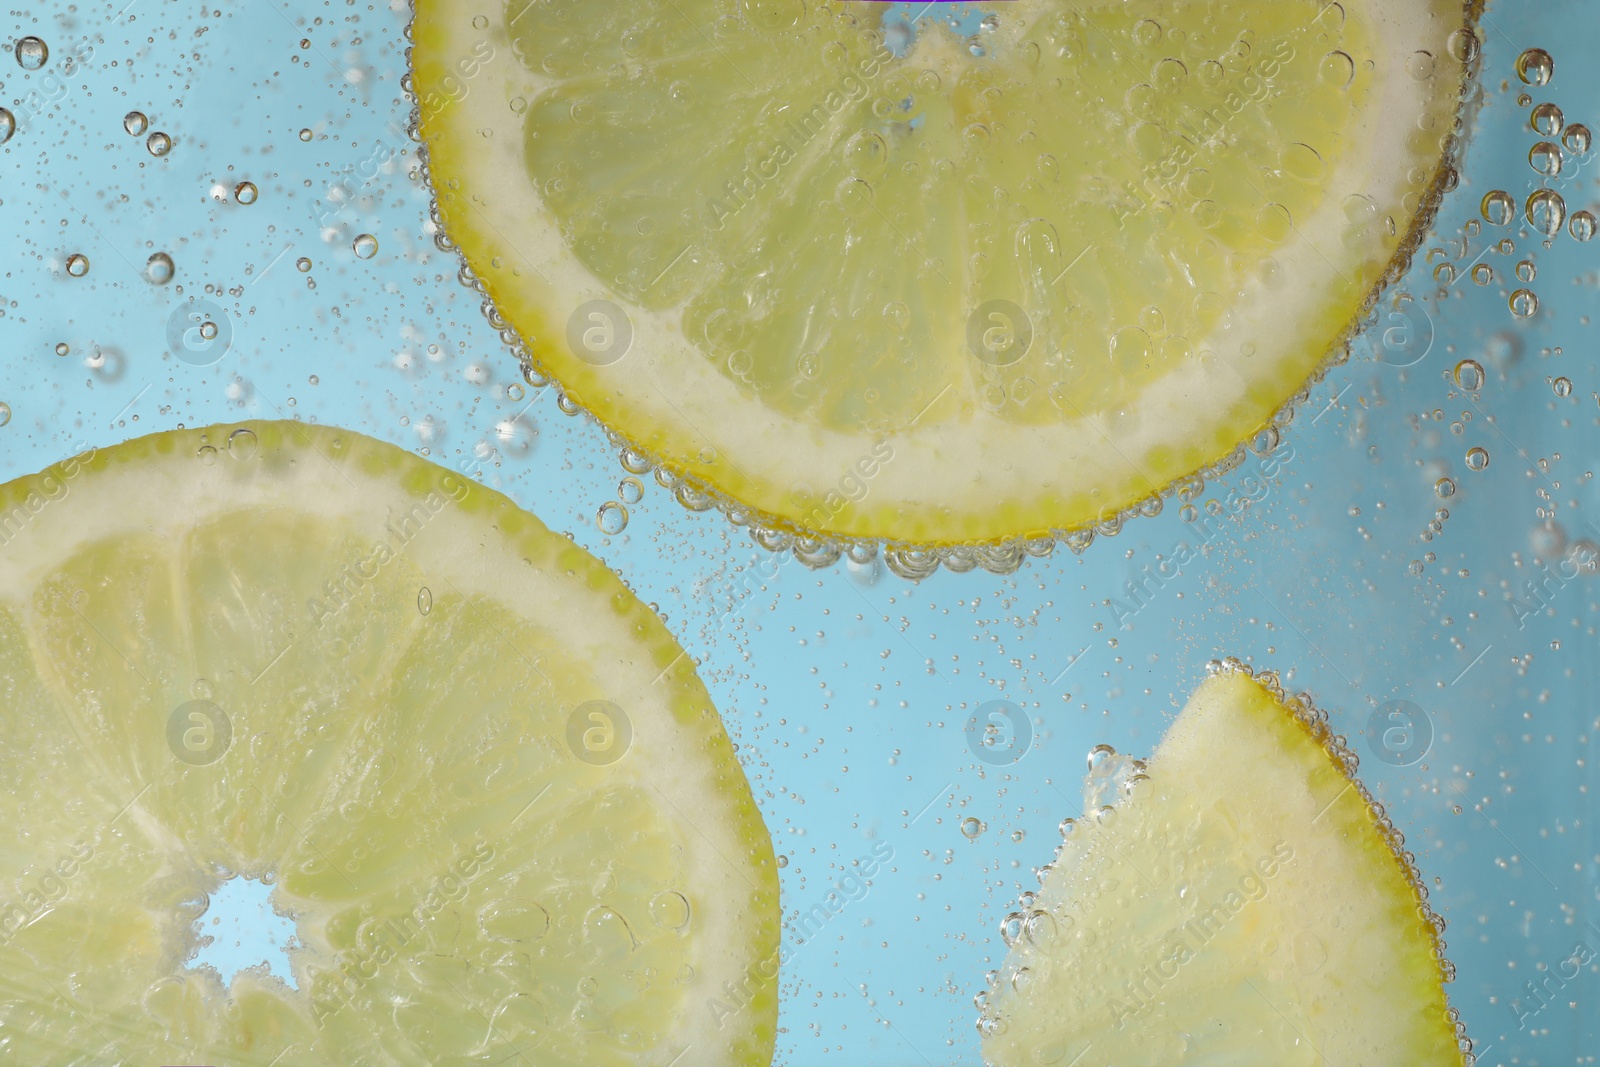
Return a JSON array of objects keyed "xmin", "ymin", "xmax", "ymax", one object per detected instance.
[
  {"xmin": 147, "ymin": 131, "xmax": 173, "ymax": 157},
  {"xmin": 1568, "ymin": 210, "xmax": 1596, "ymax": 242},
  {"xmin": 1553, "ymin": 376, "xmax": 1572, "ymax": 397},
  {"xmin": 296, "ymin": 257, "xmax": 312, "ymax": 272},
  {"xmin": 1470, "ymin": 263, "xmax": 1493, "ymax": 286},
  {"xmin": 15, "ymin": 36, "xmax": 47, "ymax": 70},
  {"xmin": 1528, "ymin": 141, "xmax": 1563, "ymax": 178},
  {"xmin": 234, "ymin": 181, "xmax": 258, "ymax": 205},
  {"xmin": 1509, "ymin": 289, "xmax": 1539, "ymax": 318},
  {"xmin": 0, "ymin": 108, "xmax": 14, "ymax": 145},
  {"xmin": 961, "ymin": 817, "xmax": 985, "ymax": 840},
  {"xmin": 1563, "ymin": 123, "xmax": 1591, "ymax": 155},
  {"xmin": 352, "ymin": 233, "xmax": 379, "ymax": 259},
  {"xmin": 0, "ymin": 401, "xmax": 10, "ymax": 426},
  {"xmin": 1453, "ymin": 359, "xmax": 1483, "ymax": 390},
  {"xmin": 1465, "ymin": 447, "xmax": 1490, "ymax": 471},
  {"xmin": 65, "ymin": 254, "xmax": 89, "ymax": 277},
  {"xmin": 298, "ymin": 127, "xmax": 313, "ymax": 142},
  {"xmin": 1434, "ymin": 477, "xmax": 1455, "ymax": 498},
  {"xmin": 417, "ymin": 587, "xmax": 432, "ymax": 615},
  {"xmin": 596, "ymin": 501, "xmax": 629, "ymax": 535},
  {"xmin": 1480, "ymin": 190, "xmax": 1514, "ymax": 226},
  {"xmin": 1530, "ymin": 102, "xmax": 1563, "ymax": 136},
  {"xmin": 123, "ymin": 110, "xmax": 148, "ymax": 136},
  {"xmin": 1515, "ymin": 48, "xmax": 1553, "ymax": 86},
  {"xmin": 144, "ymin": 252, "xmax": 174, "ymax": 284},
  {"xmin": 1525, "ymin": 188, "xmax": 1565, "ymax": 237}
]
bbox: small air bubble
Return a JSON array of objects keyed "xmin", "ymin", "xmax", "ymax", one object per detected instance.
[
  {"xmin": 1435, "ymin": 477, "xmax": 1456, "ymax": 498},
  {"xmin": 1553, "ymin": 376, "xmax": 1572, "ymax": 397},
  {"xmin": 233, "ymin": 181, "xmax": 258, "ymax": 205},
  {"xmin": 417, "ymin": 587, "xmax": 432, "ymax": 615},
  {"xmin": 1525, "ymin": 189, "xmax": 1565, "ymax": 237},
  {"xmin": 123, "ymin": 110, "xmax": 148, "ymax": 136},
  {"xmin": 144, "ymin": 252, "xmax": 174, "ymax": 284},
  {"xmin": 64, "ymin": 254, "xmax": 89, "ymax": 277},
  {"xmin": 1568, "ymin": 210, "xmax": 1596, "ymax": 242},
  {"xmin": 1530, "ymin": 102, "xmax": 1563, "ymax": 136},
  {"xmin": 352, "ymin": 233, "xmax": 378, "ymax": 259},
  {"xmin": 961, "ymin": 817, "xmax": 986, "ymax": 840},
  {"xmin": 1528, "ymin": 141, "xmax": 1563, "ymax": 178},
  {"xmin": 1453, "ymin": 359, "xmax": 1484, "ymax": 390},
  {"xmin": 1515, "ymin": 47, "xmax": 1553, "ymax": 86},
  {"xmin": 1480, "ymin": 190, "xmax": 1514, "ymax": 226},
  {"xmin": 15, "ymin": 36, "xmax": 47, "ymax": 70},
  {"xmin": 0, "ymin": 108, "xmax": 16, "ymax": 145},
  {"xmin": 147, "ymin": 131, "xmax": 173, "ymax": 157},
  {"xmin": 596, "ymin": 501, "xmax": 629, "ymax": 535},
  {"xmin": 1509, "ymin": 289, "xmax": 1539, "ymax": 319},
  {"xmin": 1465, "ymin": 447, "xmax": 1490, "ymax": 471},
  {"xmin": 296, "ymin": 257, "xmax": 312, "ymax": 272}
]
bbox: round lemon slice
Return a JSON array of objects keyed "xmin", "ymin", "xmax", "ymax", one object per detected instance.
[
  {"xmin": 0, "ymin": 422, "xmax": 777, "ymax": 1066},
  {"xmin": 411, "ymin": 0, "xmax": 1478, "ymax": 562},
  {"xmin": 979, "ymin": 662, "xmax": 1467, "ymax": 1066}
]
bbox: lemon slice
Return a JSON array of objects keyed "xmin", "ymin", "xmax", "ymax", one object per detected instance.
[
  {"xmin": 412, "ymin": 0, "xmax": 1477, "ymax": 558},
  {"xmin": 979, "ymin": 662, "xmax": 1467, "ymax": 1066},
  {"xmin": 0, "ymin": 422, "xmax": 777, "ymax": 1065}
]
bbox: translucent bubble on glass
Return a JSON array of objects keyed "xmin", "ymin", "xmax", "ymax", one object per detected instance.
[
  {"xmin": 1480, "ymin": 189, "xmax": 1514, "ymax": 226},
  {"xmin": 1516, "ymin": 260, "xmax": 1536, "ymax": 283},
  {"xmin": 298, "ymin": 128, "xmax": 313, "ymax": 141},
  {"xmin": 0, "ymin": 401, "xmax": 10, "ymax": 427},
  {"xmin": 352, "ymin": 233, "xmax": 379, "ymax": 259},
  {"xmin": 1529, "ymin": 141, "xmax": 1563, "ymax": 177},
  {"xmin": 233, "ymin": 181, "xmax": 258, "ymax": 205},
  {"xmin": 1553, "ymin": 376, "xmax": 1573, "ymax": 397},
  {"xmin": 1465, "ymin": 447, "xmax": 1490, "ymax": 471},
  {"xmin": 1530, "ymin": 102, "xmax": 1563, "ymax": 136},
  {"xmin": 144, "ymin": 251, "xmax": 174, "ymax": 284},
  {"xmin": 1453, "ymin": 359, "xmax": 1484, "ymax": 390},
  {"xmin": 54, "ymin": 342, "xmax": 69, "ymax": 357},
  {"xmin": 147, "ymin": 131, "xmax": 173, "ymax": 157},
  {"xmin": 0, "ymin": 107, "xmax": 14, "ymax": 145},
  {"xmin": 64, "ymin": 254, "xmax": 89, "ymax": 277},
  {"xmin": 296, "ymin": 257, "xmax": 312, "ymax": 272},
  {"xmin": 1563, "ymin": 123, "xmax": 1591, "ymax": 155},
  {"xmin": 1515, "ymin": 47, "xmax": 1553, "ymax": 86},
  {"xmin": 1435, "ymin": 477, "xmax": 1456, "ymax": 499},
  {"xmin": 1525, "ymin": 188, "xmax": 1565, "ymax": 236},
  {"xmin": 15, "ymin": 36, "xmax": 47, "ymax": 70},
  {"xmin": 1470, "ymin": 262, "xmax": 1493, "ymax": 285},
  {"xmin": 1446, "ymin": 28, "xmax": 1480, "ymax": 64},
  {"xmin": 961, "ymin": 817, "xmax": 986, "ymax": 839},
  {"xmin": 596, "ymin": 501, "xmax": 629, "ymax": 535},
  {"xmin": 1509, "ymin": 289, "xmax": 1539, "ymax": 318},
  {"xmin": 1569, "ymin": 210, "xmax": 1597, "ymax": 242},
  {"xmin": 123, "ymin": 110, "xmax": 148, "ymax": 136}
]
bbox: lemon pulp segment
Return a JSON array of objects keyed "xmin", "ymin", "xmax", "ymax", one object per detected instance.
[
  {"xmin": 980, "ymin": 665, "xmax": 1465, "ymax": 1066},
  {"xmin": 413, "ymin": 0, "xmax": 1475, "ymax": 547},
  {"xmin": 0, "ymin": 422, "xmax": 777, "ymax": 1066}
]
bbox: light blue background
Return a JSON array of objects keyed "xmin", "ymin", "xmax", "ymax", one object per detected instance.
[{"xmin": 1, "ymin": 1, "xmax": 1595, "ymax": 1063}]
